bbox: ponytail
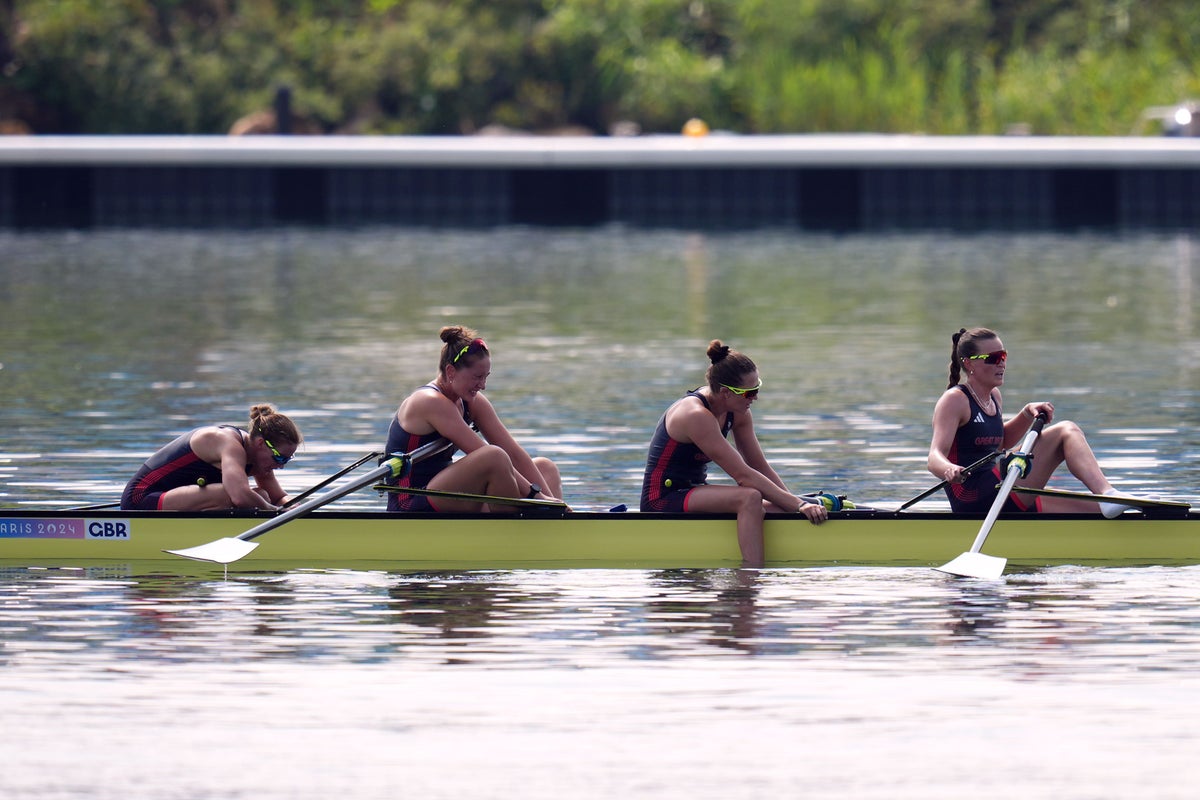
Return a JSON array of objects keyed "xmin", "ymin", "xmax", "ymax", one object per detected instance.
[{"xmin": 947, "ymin": 327, "xmax": 998, "ymax": 389}]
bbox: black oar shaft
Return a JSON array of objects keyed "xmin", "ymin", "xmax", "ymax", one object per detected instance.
[
  {"xmin": 898, "ymin": 449, "xmax": 1001, "ymax": 511},
  {"xmin": 237, "ymin": 438, "xmax": 452, "ymax": 544},
  {"xmin": 282, "ymin": 451, "xmax": 382, "ymax": 509},
  {"xmin": 64, "ymin": 501, "xmax": 122, "ymax": 511}
]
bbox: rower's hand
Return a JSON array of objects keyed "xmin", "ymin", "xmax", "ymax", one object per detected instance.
[
  {"xmin": 943, "ymin": 464, "xmax": 965, "ymax": 484},
  {"xmin": 541, "ymin": 494, "xmax": 572, "ymax": 512},
  {"xmin": 798, "ymin": 500, "xmax": 827, "ymax": 524},
  {"xmin": 1023, "ymin": 402, "xmax": 1054, "ymax": 424}
]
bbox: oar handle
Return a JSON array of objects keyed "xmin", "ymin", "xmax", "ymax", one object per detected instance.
[{"xmin": 897, "ymin": 448, "xmax": 1002, "ymax": 511}]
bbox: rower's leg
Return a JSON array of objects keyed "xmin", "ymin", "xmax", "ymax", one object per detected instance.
[
  {"xmin": 1027, "ymin": 421, "xmax": 1114, "ymax": 495},
  {"xmin": 686, "ymin": 485, "xmax": 766, "ymax": 567},
  {"xmin": 1024, "ymin": 420, "xmax": 1137, "ymax": 515},
  {"xmin": 532, "ymin": 456, "xmax": 563, "ymax": 499}
]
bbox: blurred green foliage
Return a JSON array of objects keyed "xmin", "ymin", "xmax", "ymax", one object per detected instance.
[{"xmin": 1, "ymin": 0, "xmax": 1197, "ymax": 135}]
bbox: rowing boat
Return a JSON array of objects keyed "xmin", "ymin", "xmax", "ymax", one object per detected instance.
[{"xmin": 2, "ymin": 506, "xmax": 1197, "ymax": 572}]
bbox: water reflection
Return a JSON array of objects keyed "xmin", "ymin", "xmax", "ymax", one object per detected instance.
[
  {"xmin": 5, "ymin": 566, "xmax": 1200, "ymax": 675},
  {"xmin": 941, "ymin": 580, "xmax": 1011, "ymax": 639},
  {"xmin": 645, "ymin": 569, "xmax": 764, "ymax": 654}
]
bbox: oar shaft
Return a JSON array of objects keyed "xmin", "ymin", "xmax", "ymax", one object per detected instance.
[
  {"xmin": 1010, "ymin": 485, "xmax": 1190, "ymax": 510},
  {"xmin": 281, "ymin": 451, "xmax": 382, "ymax": 509},
  {"xmin": 967, "ymin": 415, "xmax": 1047, "ymax": 554},
  {"xmin": 374, "ymin": 483, "xmax": 568, "ymax": 509},
  {"xmin": 65, "ymin": 501, "xmax": 122, "ymax": 511},
  {"xmin": 968, "ymin": 461, "xmax": 1023, "ymax": 554},
  {"xmin": 236, "ymin": 438, "xmax": 452, "ymax": 543},
  {"xmin": 166, "ymin": 438, "xmax": 455, "ymax": 565},
  {"xmin": 898, "ymin": 449, "xmax": 1001, "ymax": 511}
]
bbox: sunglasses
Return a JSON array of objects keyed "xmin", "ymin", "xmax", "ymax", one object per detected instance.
[
  {"xmin": 719, "ymin": 378, "xmax": 763, "ymax": 398},
  {"xmin": 452, "ymin": 338, "xmax": 489, "ymax": 364},
  {"xmin": 965, "ymin": 350, "xmax": 1008, "ymax": 365},
  {"xmin": 263, "ymin": 437, "xmax": 293, "ymax": 466}
]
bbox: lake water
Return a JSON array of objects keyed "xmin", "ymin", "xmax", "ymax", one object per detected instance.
[{"xmin": 1, "ymin": 227, "xmax": 1198, "ymax": 798}]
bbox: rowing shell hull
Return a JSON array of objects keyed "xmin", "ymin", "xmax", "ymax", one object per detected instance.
[{"xmin": 2, "ymin": 508, "xmax": 1198, "ymax": 572}]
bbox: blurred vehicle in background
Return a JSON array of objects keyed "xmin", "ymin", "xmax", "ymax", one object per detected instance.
[{"xmin": 1133, "ymin": 100, "xmax": 1199, "ymax": 136}]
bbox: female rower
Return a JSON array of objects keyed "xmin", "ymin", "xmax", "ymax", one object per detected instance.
[
  {"xmin": 381, "ymin": 325, "xmax": 564, "ymax": 512},
  {"xmin": 121, "ymin": 403, "xmax": 301, "ymax": 511},
  {"xmin": 927, "ymin": 326, "xmax": 1137, "ymax": 517},
  {"xmin": 640, "ymin": 339, "xmax": 827, "ymax": 567}
]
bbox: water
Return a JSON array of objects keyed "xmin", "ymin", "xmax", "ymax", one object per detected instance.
[
  {"xmin": 2, "ymin": 228, "xmax": 1197, "ymax": 510},
  {"xmin": 1, "ymin": 228, "xmax": 1199, "ymax": 797},
  {"xmin": 3, "ymin": 566, "xmax": 1200, "ymax": 798}
]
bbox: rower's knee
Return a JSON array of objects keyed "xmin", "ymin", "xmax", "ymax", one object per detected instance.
[
  {"xmin": 465, "ymin": 444, "xmax": 514, "ymax": 475},
  {"xmin": 1050, "ymin": 420, "xmax": 1090, "ymax": 454},
  {"xmin": 1059, "ymin": 420, "xmax": 1085, "ymax": 440},
  {"xmin": 533, "ymin": 456, "xmax": 560, "ymax": 485},
  {"xmin": 736, "ymin": 487, "xmax": 765, "ymax": 518}
]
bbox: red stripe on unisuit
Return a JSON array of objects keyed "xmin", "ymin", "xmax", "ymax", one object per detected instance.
[{"xmin": 647, "ymin": 438, "xmax": 679, "ymax": 501}]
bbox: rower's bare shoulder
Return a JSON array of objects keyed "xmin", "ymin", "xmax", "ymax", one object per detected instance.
[
  {"xmin": 933, "ymin": 386, "xmax": 970, "ymax": 419},
  {"xmin": 189, "ymin": 426, "xmax": 242, "ymax": 461},
  {"xmin": 190, "ymin": 425, "xmax": 235, "ymax": 444}
]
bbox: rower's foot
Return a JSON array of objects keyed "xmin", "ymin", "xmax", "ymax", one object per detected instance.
[{"xmin": 1099, "ymin": 489, "xmax": 1137, "ymax": 519}]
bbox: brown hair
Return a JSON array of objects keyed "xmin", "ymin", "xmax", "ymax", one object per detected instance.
[
  {"xmin": 947, "ymin": 327, "xmax": 999, "ymax": 389},
  {"xmin": 438, "ymin": 324, "xmax": 490, "ymax": 373},
  {"xmin": 705, "ymin": 339, "xmax": 757, "ymax": 391},
  {"xmin": 249, "ymin": 403, "xmax": 302, "ymax": 445}
]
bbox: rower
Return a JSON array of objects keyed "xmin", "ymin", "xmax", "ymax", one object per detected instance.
[
  {"xmin": 121, "ymin": 404, "xmax": 301, "ymax": 511},
  {"xmin": 380, "ymin": 324, "xmax": 566, "ymax": 514},
  {"xmin": 928, "ymin": 327, "xmax": 1144, "ymax": 516},
  {"xmin": 639, "ymin": 339, "xmax": 827, "ymax": 568}
]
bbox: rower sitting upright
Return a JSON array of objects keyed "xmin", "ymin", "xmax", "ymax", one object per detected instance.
[{"xmin": 928, "ymin": 327, "xmax": 1144, "ymax": 517}]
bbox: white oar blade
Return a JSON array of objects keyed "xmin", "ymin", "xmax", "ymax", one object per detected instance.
[
  {"xmin": 935, "ymin": 551, "xmax": 1007, "ymax": 580},
  {"xmin": 165, "ymin": 537, "xmax": 260, "ymax": 565}
]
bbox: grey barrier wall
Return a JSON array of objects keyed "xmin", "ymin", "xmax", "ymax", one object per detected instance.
[{"xmin": 2, "ymin": 135, "xmax": 1199, "ymax": 229}]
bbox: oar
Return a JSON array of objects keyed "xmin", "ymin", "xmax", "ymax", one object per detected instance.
[
  {"xmin": 1009, "ymin": 485, "xmax": 1190, "ymax": 513},
  {"xmin": 165, "ymin": 438, "xmax": 454, "ymax": 565},
  {"xmin": 896, "ymin": 449, "xmax": 1003, "ymax": 511},
  {"xmin": 936, "ymin": 412, "xmax": 1048, "ymax": 580},
  {"xmin": 373, "ymin": 483, "xmax": 569, "ymax": 510},
  {"xmin": 281, "ymin": 451, "xmax": 383, "ymax": 509}
]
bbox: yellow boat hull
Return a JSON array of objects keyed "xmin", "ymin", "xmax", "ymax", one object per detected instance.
[{"xmin": 2, "ymin": 508, "xmax": 1197, "ymax": 572}]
